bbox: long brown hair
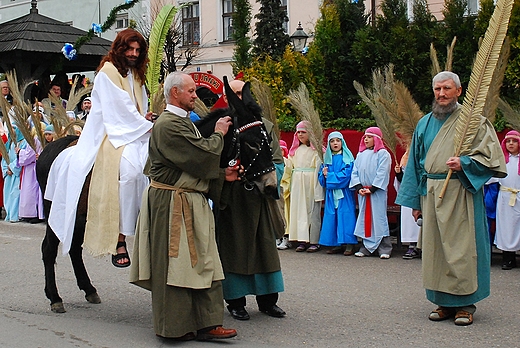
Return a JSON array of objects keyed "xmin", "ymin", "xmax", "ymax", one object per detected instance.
[{"xmin": 97, "ymin": 28, "xmax": 149, "ymax": 84}]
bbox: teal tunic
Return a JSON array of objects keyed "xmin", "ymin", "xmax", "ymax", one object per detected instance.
[{"xmin": 396, "ymin": 108, "xmax": 506, "ymax": 307}]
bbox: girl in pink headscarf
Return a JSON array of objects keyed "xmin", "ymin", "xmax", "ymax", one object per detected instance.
[
  {"xmin": 349, "ymin": 127, "xmax": 392, "ymax": 259},
  {"xmin": 281, "ymin": 121, "xmax": 324, "ymax": 252},
  {"xmin": 495, "ymin": 130, "xmax": 520, "ymax": 270}
]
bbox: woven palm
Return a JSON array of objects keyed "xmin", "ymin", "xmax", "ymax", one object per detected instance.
[
  {"xmin": 354, "ymin": 65, "xmax": 398, "ymax": 161},
  {"xmin": 250, "ymin": 78, "xmax": 279, "ymax": 137},
  {"xmin": 288, "ymin": 83, "xmax": 323, "ymax": 161}
]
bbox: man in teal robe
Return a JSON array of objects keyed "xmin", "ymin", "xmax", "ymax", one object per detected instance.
[{"xmin": 396, "ymin": 71, "xmax": 506, "ymax": 326}]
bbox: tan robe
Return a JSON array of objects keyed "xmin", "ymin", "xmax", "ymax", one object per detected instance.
[{"xmin": 421, "ymin": 110, "xmax": 506, "ymax": 295}]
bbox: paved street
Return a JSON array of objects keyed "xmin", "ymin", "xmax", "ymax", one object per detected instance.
[{"xmin": 1, "ymin": 219, "xmax": 519, "ymax": 347}]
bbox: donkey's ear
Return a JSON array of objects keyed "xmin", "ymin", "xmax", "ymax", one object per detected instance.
[
  {"xmin": 223, "ymin": 76, "xmax": 242, "ymax": 113},
  {"xmin": 242, "ymin": 82, "xmax": 263, "ymax": 120}
]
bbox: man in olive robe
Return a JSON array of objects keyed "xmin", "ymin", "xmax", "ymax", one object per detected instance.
[
  {"xmin": 130, "ymin": 72, "xmax": 237, "ymax": 340},
  {"xmin": 396, "ymin": 71, "xmax": 506, "ymax": 326}
]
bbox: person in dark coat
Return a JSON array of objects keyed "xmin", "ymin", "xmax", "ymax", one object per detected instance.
[{"xmin": 216, "ymin": 79, "xmax": 286, "ymax": 321}]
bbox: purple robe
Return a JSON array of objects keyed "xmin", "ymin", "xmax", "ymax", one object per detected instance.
[{"xmin": 18, "ymin": 138, "xmax": 44, "ymax": 219}]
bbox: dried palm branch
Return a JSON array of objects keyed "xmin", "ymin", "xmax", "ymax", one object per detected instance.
[
  {"xmin": 483, "ymin": 36, "xmax": 510, "ymax": 122},
  {"xmin": 146, "ymin": 4, "xmax": 180, "ymax": 113},
  {"xmin": 45, "ymin": 93, "xmax": 75, "ymax": 138},
  {"xmin": 445, "ymin": 36, "xmax": 457, "ymax": 72},
  {"xmin": 30, "ymin": 101, "xmax": 45, "ymax": 149},
  {"xmin": 430, "ymin": 43, "xmax": 441, "ymax": 77},
  {"xmin": 0, "ymin": 97, "xmax": 12, "ymax": 164},
  {"xmin": 498, "ymin": 98, "xmax": 520, "ymax": 131},
  {"xmin": 354, "ymin": 65, "xmax": 398, "ymax": 162},
  {"xmin": 63, "ymin": 119, "xmax": 86, "ymax": 135},
  {"xmin": 0, "ymin": 93, "xmax": 16, "ymax": 145},
  {"xmin": 2, "ymin": 71, "xmax": 38, "ymax": 152},
  {"xmin": 390, "ymin": 81, "xmax": 423, "ymax": 149},
  {"xmin": 66, "ymin": 77, "xmax": 93, "ymax": 112},
  {"xmin": 439, "ymin": 0, "xmax": 515, "ymax": 198},
  {"xmin": 193, "ymin": 98, "xmax": 209, "ymax": 118},
  {"xmin": 150, "ymin": 84, "xmax": 166, "ymax": 116},
  {"xmin": 250, "ymin": 77, "xmax": 279, "ymax": 137},
  {"xmin": 288, "ymin": 82, "xmax": 323, "ymax": 161},
  {"xmin": 430, "ymin": 37, "xmax": 457, "ymax": 76}
]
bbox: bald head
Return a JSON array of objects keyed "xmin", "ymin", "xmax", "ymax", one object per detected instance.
[{"xmin": 228, "ymin": 80, "xmax": 245, "ymax": 99}]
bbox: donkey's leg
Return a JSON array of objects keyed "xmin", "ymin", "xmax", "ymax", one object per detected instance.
[
  {"xmin": 41, "ymin": 225, "xmax": 65, "ymax": 312},
  {"xmin": 69, "ymin": 213, "xmax": 99, "ymax": 303}
]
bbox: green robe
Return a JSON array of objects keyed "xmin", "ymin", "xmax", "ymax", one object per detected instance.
[
  {"xmin": 396, "ymin": 107, "xmax": 506, "ymax": 307},
  {"xmin": 130, "ymin": 111, "xmax": 226, "ymax": 338},
  {"xmin": 217, "ymin": 118, "xmax": 285, "ymax": 300}
]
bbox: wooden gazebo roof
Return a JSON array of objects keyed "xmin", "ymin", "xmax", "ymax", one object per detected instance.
[{"xmin": 0, "ymin": 0, "xmax": 112, "ymax": 82}]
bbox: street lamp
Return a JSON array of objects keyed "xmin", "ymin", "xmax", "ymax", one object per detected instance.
[{"xmin": 290, "ymin": 22, "xmax": 309, "ymax": 53}]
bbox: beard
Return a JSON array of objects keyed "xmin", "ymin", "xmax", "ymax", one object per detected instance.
[
  {"xmin": 125, "ymin": 56, "xmax": 138, "ymax": 68},
  {"xmin": 431, "ymin": 98, "xmax": 458, "ymax": 120}
]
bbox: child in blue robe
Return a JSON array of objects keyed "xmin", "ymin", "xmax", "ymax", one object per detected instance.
[{"xmin": 318, "ymin": 131, "xmax": 357, "ymax": 255}]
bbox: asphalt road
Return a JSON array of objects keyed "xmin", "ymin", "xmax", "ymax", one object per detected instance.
[{"xmin": 0, "ymin": 220, "xmax": 518, "ymax": 347}]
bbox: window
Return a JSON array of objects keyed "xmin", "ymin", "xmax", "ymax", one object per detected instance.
[
  {"xmin": 467, "ymin": 0, "xmax": 479, "ymax": 15},
  {"xmin": 280, "ymin": 0, "xmax": 288, "ymax": 34},
  {"xmin": 222, "ymin": 0, "xmax": 235, "ymax": 42},
  {"xmin": 182, "ymin": 2, "xmax": 200, "ymax": 46},
  {"xmin": 116, "ymin": 14, "xmax": 129, "ymax": 30}
]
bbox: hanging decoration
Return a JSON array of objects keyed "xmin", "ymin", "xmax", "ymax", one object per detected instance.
[{"xmin": 62, "ymin": 0, "xmax": 140, "ymax": 60}]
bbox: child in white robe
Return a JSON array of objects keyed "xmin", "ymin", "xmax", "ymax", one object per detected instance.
[
  {"xmin": 281, "ymin": 121, "xmax": 324, "ymax": 252},
  {"xmin": 495, "ymin": 130, "xmax": 520, "ymax": 270},
  {"xmin": 394, "ymin": 149, "xmax": 421, "ymax": 259}
]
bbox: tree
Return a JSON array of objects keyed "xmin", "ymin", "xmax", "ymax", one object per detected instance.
[
  {"xmin": 243, "ymin": 47, "xmax": 315, "ymax": 131},
  {"xmin": 437, "ymin": 0, "xmax": 478, "ymax": 89},
  {"xmin": 253, "ymin": 0, "xmax": 291, "ymax": 60},
  {"xmin": 503, "ymin": 0, "xmax": 520, "ymax": 100},
  {"xmin": 308, "ymin": 0, "xmax": 369, "ymax": 125},
  {"xmin": 232, "ymin": 0, "xmax": 253, "ymax": 74}
]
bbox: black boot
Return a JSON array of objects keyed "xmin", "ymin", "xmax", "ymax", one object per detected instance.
[{"xmin": 502, "ymin": 251, "xmax": 517, "ymax": 270}]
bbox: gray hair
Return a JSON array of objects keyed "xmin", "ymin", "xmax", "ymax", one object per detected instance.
[
  {"xmin": 163, "ymin": 71, "xmax": 189, "ymax": 103},
  {"xmin": 432, "ymin": 71, "xmax": 461, "ymax": 89}
]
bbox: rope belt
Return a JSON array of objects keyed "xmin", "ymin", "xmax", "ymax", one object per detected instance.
[
  {"xmin": 500, "ymin": 185, "xmax": 520, "ymax": 207},
  {"xmin": 150, "ymin": 180, "xmax": 198, "ymax": 267}
]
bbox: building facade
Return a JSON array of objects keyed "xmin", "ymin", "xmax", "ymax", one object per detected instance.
[{"xmin": 164, "ymin": 0, "xmax": 322, "ymax": 79}]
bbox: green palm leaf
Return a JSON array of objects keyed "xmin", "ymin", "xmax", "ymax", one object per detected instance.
[{"xmin": 146, "ymin": 4, "xmax": 179, "ymax": 112}]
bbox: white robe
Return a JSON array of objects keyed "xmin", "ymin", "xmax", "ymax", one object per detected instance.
[
  {"xmin": 394, "ymin": 176, "xmax": 421, "ymax": 243},
  {"xmin": 282, "ymin": 145, "xmax": 324, "ymax": 243},
  {"xmin": 495, "ymin": 154, "xmax": 520, "ymax": 251},
  {"xmin": 45, "ymin": 70, "xmax": 152, "ymax": 255}
]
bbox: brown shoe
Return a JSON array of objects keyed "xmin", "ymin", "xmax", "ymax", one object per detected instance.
[
  {"xmin": 197, "ymin": 326, "xmax": 237, "ymax": 340},
  {"xmin": 343, "ymin": 249, "xmax": 355, "ymax": 256},
  {"xmin": 454, "ymin": 310, "xmax": 473, "ymax": 326},
  {"xmin": 428, "ymin": 306, "xmax": 456, "ymax": 321},
  {"xmin": 327, "ymin": 246, "xmax": 344, "ymax": 254}
]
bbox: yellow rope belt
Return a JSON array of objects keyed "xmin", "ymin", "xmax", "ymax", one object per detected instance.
[
  {"xmin": 500, "ymin": 185, "xmax": 520, "ymax": 207},
  {"xmin": 150, "ymin": 180, "xmax": 198, "ymax": 267}
]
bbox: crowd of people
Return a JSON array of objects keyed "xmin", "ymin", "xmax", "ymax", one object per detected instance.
[{"xmin": 0, "ymin": 27, "xmax": 518, "ymax": 339}]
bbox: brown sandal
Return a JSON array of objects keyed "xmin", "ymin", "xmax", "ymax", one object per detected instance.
[
  {"xmin": 428, "ymin": 306, "xmax": 456, "ymax": 321},
  {"xmin": 454, "ymin": 310, "xmax": 473, "ymax": 326}
]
